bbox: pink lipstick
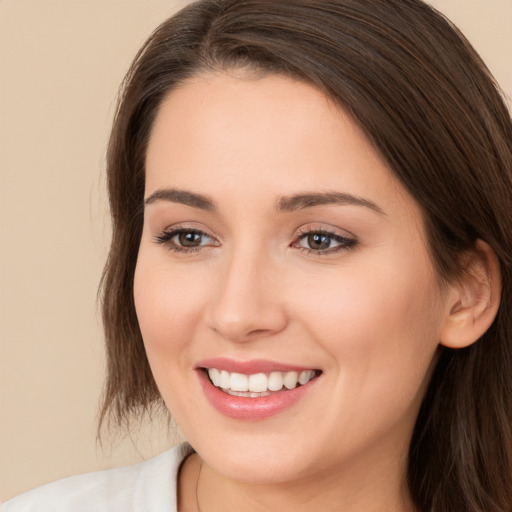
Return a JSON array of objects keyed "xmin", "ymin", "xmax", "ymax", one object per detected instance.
[{"xmin": 196, "ymin": 358, "xmax": 321, "ymax": 420}]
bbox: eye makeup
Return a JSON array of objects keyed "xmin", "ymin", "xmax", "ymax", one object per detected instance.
[
  {"xmin": 153, "ymin": 223, "xmax": 358, "ymax": 257},
  {"xmin": 153, "ymin": 226, "xmax": 219, "ymax": 253},
  {"xmin": 292, "ymin": 227, "xmax": 358, "ymax": 256}
]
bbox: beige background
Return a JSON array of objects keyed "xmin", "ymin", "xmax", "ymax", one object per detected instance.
[{"xmin": 1, "ymin": 0, "xmax": 511, "ymax": 503}]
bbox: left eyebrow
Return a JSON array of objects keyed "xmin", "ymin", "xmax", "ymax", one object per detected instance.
[{"xmin": 276, "ymin": 191, "xmax": 386, "ymax": 215}]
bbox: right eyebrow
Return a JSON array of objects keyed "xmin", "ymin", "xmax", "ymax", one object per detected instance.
[{"xmin": 144, "ymin": 188, "xmax": 216, "ymax": 211}]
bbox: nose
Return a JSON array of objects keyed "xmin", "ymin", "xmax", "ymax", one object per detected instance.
[{"xmin": 205, "ymin": 248, "xmax": 288, "ymax": 343}]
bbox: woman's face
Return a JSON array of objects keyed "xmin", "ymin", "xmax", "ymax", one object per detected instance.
[{"xmin": 134, "ymin": 72, "xmax": 450, "ymax": 485}]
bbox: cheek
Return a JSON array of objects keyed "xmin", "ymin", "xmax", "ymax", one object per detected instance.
[
  {"xmin": 133, "ymin": 253, "xmax": 214, "ymax": 426},
  {"xmin": 291, "ymin": 258, "xmax": 443, "ymax": 453},
  {"xmin": 133, "ymin": 254, "xmax": 210, "ymax": 365},
  {"xmin": 294, "ymin": 252, "xmax": 443, "ymax": 391}
]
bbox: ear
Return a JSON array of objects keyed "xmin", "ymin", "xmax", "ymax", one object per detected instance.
[{"xmin": 440, "ymin": 240, "xmax": 501, "ymax": 349}]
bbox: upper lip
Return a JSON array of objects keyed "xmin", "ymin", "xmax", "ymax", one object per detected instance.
[{"xmin": 195, "ymin": 357, "xmax": 319, "ymax": 374}]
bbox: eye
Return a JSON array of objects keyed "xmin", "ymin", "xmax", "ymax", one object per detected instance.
[
  {"xmin": 293, "ymin": 228, "xmax": 357, "ymax": 255},
  {"xmin": 154, "ymin": 227, "xmax": 218, "ymax": 253},
  {"xmin": 175, "ymin": 230, "xmax": 207, "ymax": 248}
]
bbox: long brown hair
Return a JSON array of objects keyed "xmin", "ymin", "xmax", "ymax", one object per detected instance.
[{"xmin": 99, "ymin": 1, "xmax": 512, "ymax": 510}]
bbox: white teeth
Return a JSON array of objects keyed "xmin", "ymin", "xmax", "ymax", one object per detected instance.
[
  {"xmin": 220, "ymin": 370, "xmax": 230, "ymax": 389},
  {"xmin": 230, "ymin": 372, "xmax": 248, "ymax": 392},
  {"xmin": 207, "ymin": 368, "xmax": 317, "ymax": 394},
  {"xmin": 248, "ymin": 373, "xmax": 268, "ymax": 393},
  {"xmin": 283, "ymin": 371, "xmax": 299, "ymax": 390},
  {"xmin": 226, "ymin": 390, "xmax": 272, "ymax": 398},
  {"xmin": 299, "ymin": 370, "xmax": 314, "ymax": 385},
  {"xmin": 209, "ymin": 368, "xmax": 221, "ymax": 387},
  {"xmin": 268, "ymin": 372, "xmax": 283, "ymax": 391}
]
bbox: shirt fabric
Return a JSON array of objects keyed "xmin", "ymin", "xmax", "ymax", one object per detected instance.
[{"xmin": 1, "ymin": 443, "xmax": 194, "ymax": 512}]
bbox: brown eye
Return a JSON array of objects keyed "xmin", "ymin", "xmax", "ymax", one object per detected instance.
[
  {"xmin": 154, "ymin": 228, "xmax": 218, "ymax": 253},
  {"xmin": 306, "ymin": 233, "xmax": 332, "ymax": 250},
  {"xmin": 177, "ymin": 231, "xmax": 204, "ymax": 247},
  {"xmin": 295, "ymin": 230, "xmax": 357, "ymax": 254}
]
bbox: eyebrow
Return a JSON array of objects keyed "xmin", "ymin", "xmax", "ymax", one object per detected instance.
[
  {"xmin": 144, "ymin": 188, "xmax": 384, "ymax": 216},
  {"xmin": 144, "ymin": 188, "xmax": 216, "ymax": 211},
  {"xmin": 277, "ymin": 192, "xmax": 385, "ymax": 215}
]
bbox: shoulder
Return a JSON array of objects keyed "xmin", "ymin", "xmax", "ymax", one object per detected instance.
[{"xmin": 1, "ymin": 443, "xmax": 194, "ymax": 512}]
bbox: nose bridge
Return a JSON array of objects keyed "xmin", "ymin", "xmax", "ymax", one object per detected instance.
[{"xmin": 207, "ymin": 240, "xmax": 287, "ymax": 342}]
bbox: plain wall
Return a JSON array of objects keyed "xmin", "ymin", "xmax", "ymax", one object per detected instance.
[{"xmin": 1, "ymin": 0, "xmax": 511, "ymax": 503}]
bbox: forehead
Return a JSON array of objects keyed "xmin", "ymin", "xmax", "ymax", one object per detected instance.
[{"xmin": 145, "ymin": 72, "xmax": 419, "ymax": 222}]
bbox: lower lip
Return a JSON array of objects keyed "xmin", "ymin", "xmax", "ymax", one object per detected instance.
[{"xmin": 198, "ymin": 370, "xmax": 319, "ymax": 420}]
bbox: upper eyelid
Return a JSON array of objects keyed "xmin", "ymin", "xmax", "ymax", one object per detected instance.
[
  {"xmin": 157, "ymin": 226, "xmax": 351, "ymax": 238},
  {"xmin": 161, "ymin": 227, "xmax": 217, "ymax": 242},
  {"xmin": 158, "ymin": 224, "xmax": 217, "ymax": 238},
  {"xmin": 293, "ymin": 229, "xmax": 355, "ymax": 246},
  {"xmin": 153, "ymin": 223, "xmax": 356, "ymax": 246},
  {"xmin": 295, "ymin": 231, "xmax": 352, "ymax": 243},
  {"xmin": 294, "ymin": 224, "xmax": 356, "ymax": 239}
]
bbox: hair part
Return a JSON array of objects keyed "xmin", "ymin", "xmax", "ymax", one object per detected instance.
[{"xmin": 99, "ymin": 1, "xmax": 512, "ymax": 510}]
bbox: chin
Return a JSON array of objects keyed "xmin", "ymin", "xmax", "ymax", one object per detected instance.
[
  {"xmin": 199, "ymin": 440, "xmax": 314, "ymax": 484},
  {"xmin": 176, "ymin": 417, "xmax": 330, "ymax": 485}
]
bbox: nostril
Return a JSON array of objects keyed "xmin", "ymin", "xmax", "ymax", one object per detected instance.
[{"xmin": 246, "ymin": 328, "xmax": 273, "ymax": 338}]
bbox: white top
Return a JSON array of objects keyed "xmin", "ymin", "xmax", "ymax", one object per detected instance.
[{"xmin": 1, "ymin": 443, "xmax": 194, "ymax": 512}]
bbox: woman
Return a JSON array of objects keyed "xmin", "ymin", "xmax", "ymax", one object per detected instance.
[{"xmin": 3, "ymin": 0, "xmax": 511, "ymax": 511}]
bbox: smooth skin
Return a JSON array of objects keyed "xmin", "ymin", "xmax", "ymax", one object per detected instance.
[{"xmin": 134, "ymin": 72, "xmax": 500, "ymax": 512}]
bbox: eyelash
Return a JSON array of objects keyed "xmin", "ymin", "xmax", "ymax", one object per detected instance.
[
  {"xmin": 293, "ymin": 227, "xmax": 357, "ymax": 255},
  {"xmin": 153, "ymin": 226, "xmax": 358, "ymax": 255},
  {"xmin": 153, "ymin": 227, "xmax": 217, "ymax": 254}
]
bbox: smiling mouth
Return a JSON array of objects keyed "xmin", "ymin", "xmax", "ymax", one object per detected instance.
[{"xmin": 203, "ymin": 368, "xmax": 321, "ymax": 398}]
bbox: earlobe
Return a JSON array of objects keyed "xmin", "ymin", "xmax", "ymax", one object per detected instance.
[{"xmin": 440, "ymin": 240, "xmax": 501, "ymax": 349}]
